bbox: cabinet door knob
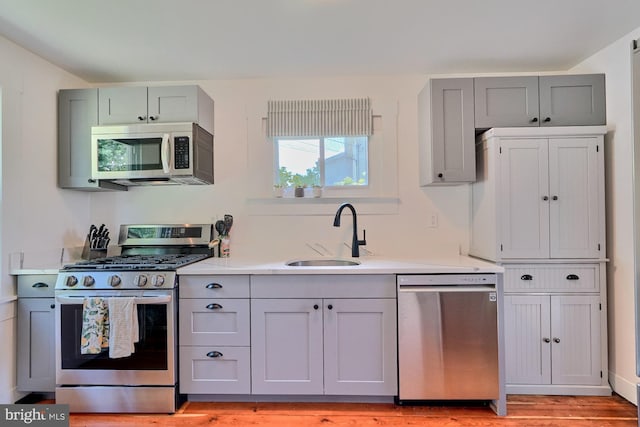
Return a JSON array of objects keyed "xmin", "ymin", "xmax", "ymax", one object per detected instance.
[
  {"xmin": 531, "ymin": 117, "xmax": 539, "ymax": 123},
  {"xmin": 552, "ymin": 195, "xmax": 558, "ymax": 201},
  {"xmin": 149, "ymin": 115, "xmax": 158, "ymax": 121},
  {"xmin": 327, "ymin": 304, "xmax": 333, "ymax": 310},
  {"xmin": 313, "ymin": 304, "xmax": 319, "ymax": 310},
  {"xmin": 206, "ymin": 303, "xmax": 223, "ymax": 310},
  {"xmin": 206, "ymin": 351, "xmax": 223, "ymax": 358},
  {"xmin": 544, "ymin": 117, "xmax": 551, "ymax": 123},
  {"xmin": 437, "ymin": 173, "xmax": 443, "ymax": 179},
  {"xmin": 137, "ymin": 115, "xmax": 146, "ymax": 121},
  {"xmin": 206, "ymin": 283, "xmax": 223, "ymax": 289},
  {"xmin": 520, "ymin": 274, "xmax": 533, "ymax": 281},
  {"xmin": 566, "ymin": 274, "xmax": 580, "ymax": 281},
  {"xmin": 543, "ymin": 337, "xmax": 551, "ymax": 343},
  {"xmin": 542, "ymin": 196, "xmax": 549, "ymax": 201},
  {"xmin": 553, "ymin": 337, "xmax": 561, "ymax": 343},
  {"xmin": 50, "ymin": 304, "xmax": 55, "ymax": 309}
]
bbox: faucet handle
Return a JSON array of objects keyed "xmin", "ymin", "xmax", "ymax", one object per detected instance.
[{"xmin": 358, "ymin": 229, "xmax": 367, "ymax": 246}]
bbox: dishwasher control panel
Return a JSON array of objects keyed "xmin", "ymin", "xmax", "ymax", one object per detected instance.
[{"xmin": 397, "ymin": 273, "xmax": 497, "ymax": 286}]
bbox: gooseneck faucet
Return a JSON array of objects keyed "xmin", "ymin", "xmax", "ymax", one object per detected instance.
[{"xmin": 333, "ymin": 203, "xmax": 367, "ymax": 257}]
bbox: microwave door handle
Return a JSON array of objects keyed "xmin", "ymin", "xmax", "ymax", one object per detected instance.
[{"xmin": 161, "ymin": 133, "xmax": 171, "ymax": 173}]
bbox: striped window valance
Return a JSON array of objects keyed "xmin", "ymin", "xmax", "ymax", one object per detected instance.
[{"xmin": 266, "ymin": 98, "xmax": 372, "ymax": 137}]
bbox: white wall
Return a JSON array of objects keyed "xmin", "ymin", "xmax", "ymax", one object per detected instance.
[
  {"xmin": 0, "ymin": 35, "xmax": 90, "ymax": 403},
  {"xmin": 572, "ymin": 27, "xmax": 640, "ymax": 404}
]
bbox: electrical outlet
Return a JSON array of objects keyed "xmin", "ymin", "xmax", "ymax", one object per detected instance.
[{"xmin": 428, "ymin": 213, "xmax": 438, "ymax": 228}]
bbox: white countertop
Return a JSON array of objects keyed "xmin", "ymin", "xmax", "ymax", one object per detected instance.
[{"xmin": 177, "ymin": 255, "xmax": 503, "ymax": 275}]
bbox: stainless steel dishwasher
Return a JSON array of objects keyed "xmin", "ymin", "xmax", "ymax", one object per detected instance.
[{"xmin": 397, "ymin": 274, "xmax": 499, "ymax": 402}]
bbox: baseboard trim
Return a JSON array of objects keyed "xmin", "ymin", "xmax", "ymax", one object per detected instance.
[{"xmin": 609, "ymin": 371, "xmax": 638, "ymax": 405}]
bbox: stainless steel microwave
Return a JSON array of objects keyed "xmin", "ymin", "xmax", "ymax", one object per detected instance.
[{"xmin": 91, "ymin": 122, "xmax": 214, "ymax": 186}]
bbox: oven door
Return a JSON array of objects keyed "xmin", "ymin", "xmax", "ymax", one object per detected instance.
[{"xmin": 55, "ymin": 289, "xmax": 175, "ymax": 386}]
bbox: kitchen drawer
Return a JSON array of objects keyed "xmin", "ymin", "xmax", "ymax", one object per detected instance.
[
  {"xmin": 179, "ymin": 346, "xmax": 250, "ymax": 394},
  {"xmin": 179, "ymin": 275, "xmax": 250, "ymax": 298},
  {"xmin": 504, "ymin": 264, "xmax": 599, "ymax": 293},
  {"xmin": 179, "ymin": 299, "xmax": 250, "ymax": 346},
  {"xmin": 17, "ymin": 275, "xmax": 57, "ymax": 298}
]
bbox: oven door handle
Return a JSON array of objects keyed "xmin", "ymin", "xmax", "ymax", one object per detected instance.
[{"xmin": 55, "ymin": 295, "xmax": 172, "ymax": 304}]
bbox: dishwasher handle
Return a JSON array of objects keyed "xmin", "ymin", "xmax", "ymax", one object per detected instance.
[{"xmin": 398, "ymin": 285, "xmax": 496, "ymax": 293}]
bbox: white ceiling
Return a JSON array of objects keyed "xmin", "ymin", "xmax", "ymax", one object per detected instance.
[{"xmin": 0, "ymin": 0, "xmax": 639, "ymax": 83}]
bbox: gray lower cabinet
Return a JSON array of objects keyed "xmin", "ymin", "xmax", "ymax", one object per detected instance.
[
  {"xmin": 418, "ymin": 78, "xmax": 476, "ymax": 185},
  {"xmin": 16, "ymin": 274, "xmax": 57, "ymax": 392},
  {"xmin": 250, "ymin": 275, "xmax": 397, "ymax": 396},
  {"xmin": 474, "ymin": 74, "xmax": 606, "ymax": 129},
  {"xmin": 502, "ymin": 263, "xmax": 610, "ymax": 395},
  {"xmin": 178, "ymin": 275, "xmax": 251, "ymax": 394}
]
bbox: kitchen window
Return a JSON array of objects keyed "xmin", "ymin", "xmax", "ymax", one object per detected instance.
[
  {"xmin": 249, "ymin": 95, "xmax": 398, "ymax": 214},
  {"xmin": 274, "ymin": 136, "xmax": 368, "ymax": 188}
]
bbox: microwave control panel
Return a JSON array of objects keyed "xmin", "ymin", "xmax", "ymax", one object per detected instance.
[{"xmin": 174, "ymin": 136, "xmax": 190, "ymax": 169}]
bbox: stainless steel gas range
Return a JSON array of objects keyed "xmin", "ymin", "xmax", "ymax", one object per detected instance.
[{"xmin": 54, "ymin": 223, "xmax": 214, "ymax": 413}]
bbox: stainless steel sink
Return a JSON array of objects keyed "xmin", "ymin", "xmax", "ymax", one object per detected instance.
[{"xmin": 286, "ymin": 259, "xmax": 361, "ymax": 267}]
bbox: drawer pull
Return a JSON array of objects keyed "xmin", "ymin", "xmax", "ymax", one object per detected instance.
[
  {"xmin": 32, "ymin": 282, "xmax": 49, "ymax": 288},
  {"xmin": 206, "ymin": 303, "xmax": 223, "ymax": 310},
  {"xmin": 206, "ymin": 351, "xmax": 223, "ymax": 358},
  {"xmin": 566, "ymin": 274, "xmax": 580, "ymax": 281},
  {"xmin": 520, "ymin": 274, "xmax": 533, "ymax": 281},
  {"xmin": 206, "ymin": 283, "xmax": 223, "ymax": 289}
]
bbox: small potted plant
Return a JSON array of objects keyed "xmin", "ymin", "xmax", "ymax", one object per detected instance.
[
  {"xmin": 273, "ymin": 184, "xmax": 285, "ymax": 198},
  {"xmin": 292, "ymin": 175, "xmax": 305, "ymax": 197},
  {"xmin": 312, "ymin": 184, "xmax": 323, "ymax": 198}
]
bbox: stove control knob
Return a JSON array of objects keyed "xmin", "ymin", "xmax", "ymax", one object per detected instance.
[
  {"xmin": 134, "ymin": 274, "xmax": 148, "ymax": 287},
  {"xmin": 108, "ymin": 275, "xmax": 122, "ymax": 287},
  {"xmin": 151, "ymin": 275, "xmax": 165, "ymax": 288},
  {"xmin": 65, "ymin": 275, "xmax": 78, "ymax": 288},
  {"xmin": 82, "ymin": 276, "xmax": 95, "ymax": 287}
]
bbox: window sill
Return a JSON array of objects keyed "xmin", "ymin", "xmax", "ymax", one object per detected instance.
[{"xmin": 246, "ymin": 196, "xmax": 399, "ymax": 216}]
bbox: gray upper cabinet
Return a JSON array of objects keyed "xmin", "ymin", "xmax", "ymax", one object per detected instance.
[
  {"xmin": 474, "ymin": 76, "xmax": 540, "ymax": 128},
  {"xmin": 538, "ymin": 74, "xmax": 606, "ymax": 126},
  {"xmin": 58, "ymin": 88, "xmax": 123, "ymax": 191},
  {"xmin": 419, "ymin": 78, "xmax": 476, "ymax": 185},
  {"xmin": 58, "ymin": 88, "xmax": 99, "ymax": 190},
  {"xmin": 98, "ymin": 85, "xmax": 214, "ymax": 133},
  {"xmin": 98, "ymin": 86, "xmax": 148, "ymax": 125},
  {"xmin": 474, "ymin": 74, "xmax": 606, "ymax": 129}
]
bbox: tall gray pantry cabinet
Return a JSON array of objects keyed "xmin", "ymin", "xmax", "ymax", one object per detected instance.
[{"xmin": 470, "ymin": 126, "xmax": 610, "ymax": 396}]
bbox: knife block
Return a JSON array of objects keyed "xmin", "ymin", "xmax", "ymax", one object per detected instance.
[{"xmin": 81, "ymin": 237, "xmax": 107, "ymax": 260}]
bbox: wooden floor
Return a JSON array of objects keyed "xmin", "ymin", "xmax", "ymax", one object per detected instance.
[{"xmin": 65, "ymin": 395, "xmax": 638, "ymax": 427}]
